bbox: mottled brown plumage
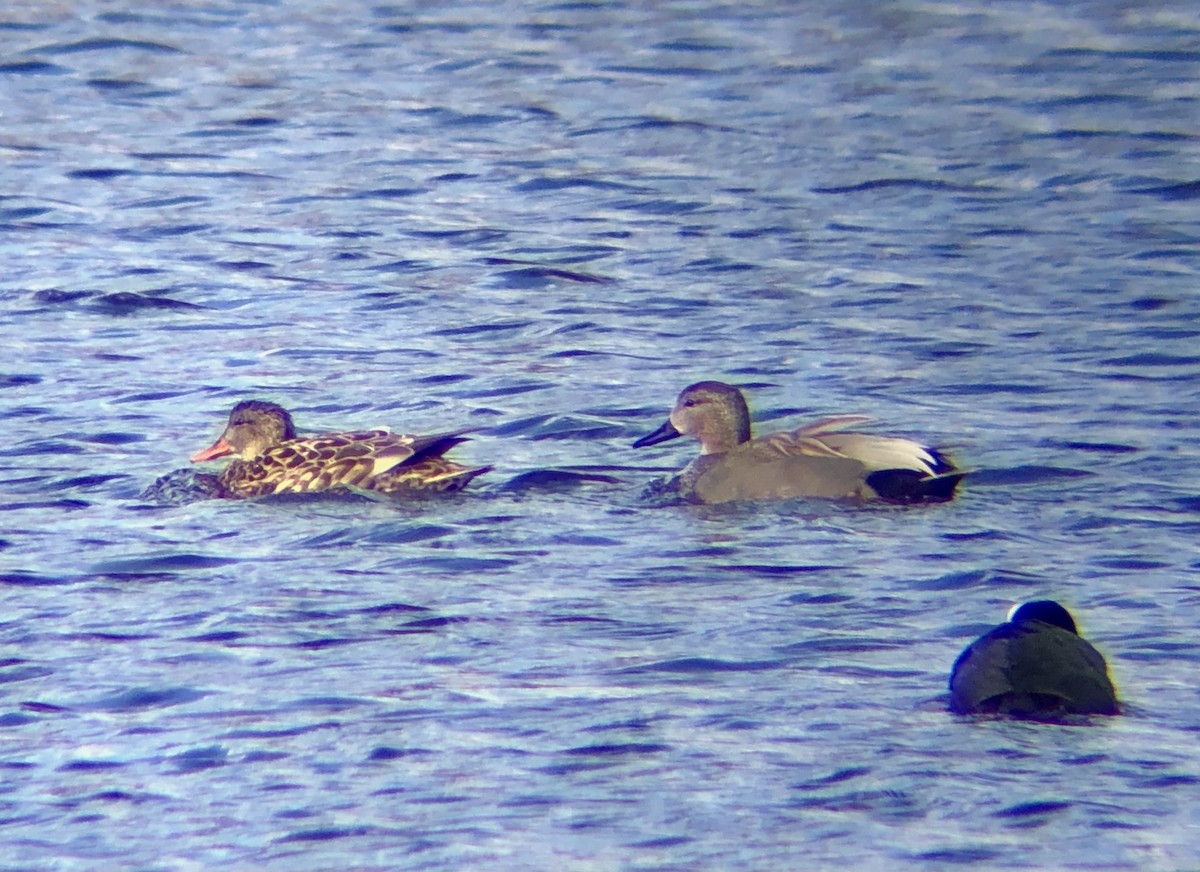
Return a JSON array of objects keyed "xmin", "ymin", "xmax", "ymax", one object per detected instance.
[{"xmin": 190, "ymin": 400, "xmax": 489, "ymax": 498}]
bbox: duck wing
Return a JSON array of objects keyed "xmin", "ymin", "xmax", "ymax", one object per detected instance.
[
  {"xmin": 789, "ymin": 416, "xmax": 874, "ymax": 437},
  {"xmin": 220, "ymin": 430, "xmax": 476, "ymax": 496},
  {"xmin": 807, "ymin": 430, "xmax": 947, "ymax": 476},
  {"xmin": 814, "ymin": 431, "xmax": 962, "ymax": 502},
  {"xmin": 778, "ymin": 416, "xmax": 952, "ymax": 475},
  {"xmin": 369, "ymin": 456, "xmax": 492, "ymax": 494}
]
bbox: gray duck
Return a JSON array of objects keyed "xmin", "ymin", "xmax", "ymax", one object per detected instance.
[{"xmin": 633, "ymin": 381, "xmax": 963, "ymax": 504}]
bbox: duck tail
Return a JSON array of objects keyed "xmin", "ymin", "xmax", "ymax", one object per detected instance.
[
  {"xmin": 865, "ymin": 468, "xmax": 966, "ymax": 503},
  {"xmin": 443, "ymin": 464, "xmax": 493, "ymax": 491},
  {"xmin": 407, "ymin": 430, "xmax": 476, "ymax": 461}
]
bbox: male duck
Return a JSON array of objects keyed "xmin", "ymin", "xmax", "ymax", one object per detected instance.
[
  {"xmin": 190, "ymin": 400, "xmax": 490, "ymax": 498},
  {"xmin": 949, "ymin": 600, "xmax": 1119, "ymax": 717},
  {"xmin": 632, "ymin": 380, "xmax": 963, "ymax": 504}
]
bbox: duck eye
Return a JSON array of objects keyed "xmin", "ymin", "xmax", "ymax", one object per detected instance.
[{"xmin": 682, "ymin": 398, "xmax": 697, "ymax": 408}]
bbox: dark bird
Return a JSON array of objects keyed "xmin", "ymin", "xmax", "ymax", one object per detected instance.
[{"xmin": 949, "ymin": 600, "xmax": 1119, "ymax": 717}]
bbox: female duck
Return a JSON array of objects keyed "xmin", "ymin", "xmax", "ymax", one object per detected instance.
[
  {"xmin": 949, "ymin": 600, "xmax": 1119, "ymax": 717},
  {"xmin": 190, "ymin": 400, "xmax": 490, "ymax": 498},
  {"xmin": 632, "ymin": 380, "xmax": 962, "ymax": 504}
]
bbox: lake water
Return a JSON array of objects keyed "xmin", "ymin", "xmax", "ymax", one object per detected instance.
[{"xmin": 3, "ymin": 1, "xmax": 1200, "ymax": 869}]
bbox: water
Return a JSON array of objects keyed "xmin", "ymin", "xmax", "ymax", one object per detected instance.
[{"xmin": 3, "ymin": 1, "xmax": 1200, "ymax": 869}]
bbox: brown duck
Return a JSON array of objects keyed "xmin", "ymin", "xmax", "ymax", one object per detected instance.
[
  {"xmin": 633, "ymin": 381, "xmax": 964, "ymax": 504},
  {"xmin": 190, "ymin": 400, "xmax": 490, "ymax": 498}
]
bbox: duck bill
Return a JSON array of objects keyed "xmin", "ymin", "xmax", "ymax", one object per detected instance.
[
  {"xmin": 190, "ymin": 437, "xmax": 233, "ymax": 463},
  {"xmin": 633, "ymin": 419, "xmax": 682, "ymax": 448}
]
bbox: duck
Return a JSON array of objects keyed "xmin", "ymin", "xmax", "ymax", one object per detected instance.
[
  {"xmin": 949, "ymin": 600, "xmax": 1119, "ymax": 717},
  {"xmin": 190, "ymin": 400, "xmax": 490, "ymax": 498},
  {"xmin": 631, "ymin": 380, "xmax": 963, "ymax": 504}
]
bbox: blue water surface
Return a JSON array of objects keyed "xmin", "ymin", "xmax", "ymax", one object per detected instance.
[{"xmin": 2, "ymin": 1, "xmax": 1200, "ymax": 869}]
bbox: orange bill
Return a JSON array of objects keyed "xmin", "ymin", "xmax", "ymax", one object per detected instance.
[{"xmin": 190, "ymin": 437, "xmax": 233, "ymax": 463}]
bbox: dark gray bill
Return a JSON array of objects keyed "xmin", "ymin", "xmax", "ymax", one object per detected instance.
[{"xmin": 632, "ymin": 419, "xmax": 681, "ymax": 448}]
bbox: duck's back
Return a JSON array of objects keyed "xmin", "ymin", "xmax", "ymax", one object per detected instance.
[
  {"xmin": 788, "ymin": 420, "xmax": 962, "ymax": 503},
  {"xmin": 949, "ymin": 622, "xmax": 1118, "ymax": 716},
  {"xmin": 217, "ymin": 430, "xmax": 480, "ymax": 497}
]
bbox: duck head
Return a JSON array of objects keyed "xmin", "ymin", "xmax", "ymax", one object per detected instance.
[
  {"xmin": 1006, "ymin": 600, "xmax": 1078, "ymax": 634},
  {"xmin": 633, "ymin": 381, "xmax": 752, "ymax": 455},
  {"xmin": 190, "ymin": 400, "xmax": 297, "ymax": 462}
]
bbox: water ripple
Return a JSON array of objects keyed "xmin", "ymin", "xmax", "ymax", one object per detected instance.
[{"xmin": 2, "ymin": 2, "xmax": 1199, "ymax": 870}]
